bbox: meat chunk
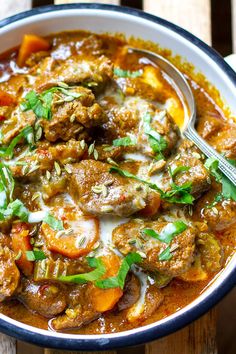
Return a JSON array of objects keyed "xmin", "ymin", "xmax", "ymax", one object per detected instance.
[
  {"xmin": 210, "ymin": 126, "xmax": 236, "ymax": 159},
  {"xmin": 48, "ymin": 139, "xmax": 86, "ymax": 164},
  {"xmin": 69, "ymin": 160, "xmax": 160, "ymax": 217},
  {"xmin": 0, "ymin": 245, "xmax": 20, "ymax": 302},
  {"xmin": 197, "ymin": 112, "xmax": 224, "ymax": 139},
  {"xmin": 164, "ymin": 140, "xmax": 211, "ymax": 198},
  {"xmin": 50, "ymin": 284, "xmax": 98, "ymax": 331},
  {"xmin": 18, "ymin": 279, "xmax": 67, "ymax": 318},
  {"xmin": 37, "ymin": 55, "xmax": 113, "ymax": 91},
  {"xmin": 125, "ymin": 283, "xmax": 163, "ymax": 323},
  {"xmin": 41, "ymin": 86, "xmax": 107, "ymax": 142},
  {"xmin": 113, "ymin": 219, "xmax": 196, "ymax": 277}
]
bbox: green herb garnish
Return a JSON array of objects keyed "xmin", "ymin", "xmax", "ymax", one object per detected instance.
[
  {"xmin": 143, "ymin": 113, "xmax": 168, "ymax": 159},
  {"xmin": 21, "ymin": 87, "xmax": 82, "ymax": 120},
  {"xmin": 43, "ymin": 212, "xmax": 64, "ymax": 231},
  {"xmin": 142, "ymin": 221, "xmax": 187, "ymax": 244},
  {"xmin": 113, "ymin": 136, "xmax": 137, "ymax": 147},
  {"xmin": 158, "ymin": 247, "xmax": 172, "ymax": 261},
  {"xmin": 95, "ymin": 253, "xmax": 142, "ymax": 289},
  {"xmin": 110, "ymin": 166, "xmax": 194, "ymax": 204},
  {"xmin": 0, "ymin": 126, "xmax": 35, "ymax": 159},
  {"xmin": 204, "ymin": 157, "xmax": 236, "ymax": 202},
  {"xmin": 59, "ymin": 257, "xmax": 106, "ymax": 284},
  {"xmin": 114, "ymin": 68, "xmax": 143, "ymax": 78},
  {"xmin": 26, "ymin": 250, "xmax": 46, "ymax": 261},
  {"xmin": 170, "ymin": 166, "xmax": 190, "ymax": 179}
]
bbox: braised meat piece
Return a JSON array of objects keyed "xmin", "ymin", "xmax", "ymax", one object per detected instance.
[
  {"xmin": 69, "ymin": 160, "xmax": 160, "ymax": 217},
  {"xmin": 0, "ymin": 245, "xmax": 20, "ymax": 302},
  {"xmin": 37, "ymin": 55, "xmax": 113, "ymax": 91},
  {"xmin": 18, "ymin": 279, "xmax": 67, "ymax": 318},
  {"xmin": 113, "ymin": 219, "xmax": 196, "ymax": 277},
  {"xmin": 210, "ymin": 125, "xmax": 236, "ymax": 159},
  {"xmin": 117, "ymin": 273, "xmax": 141, "ymax": 311},
  {"xmin": 41, "ymin": 86, "xmax": 107, "ymax": 142}
]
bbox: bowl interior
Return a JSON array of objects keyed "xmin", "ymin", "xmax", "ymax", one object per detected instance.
[{"xmin": 0, "ymin": 5, "xmax": 236, "ymax": 349}]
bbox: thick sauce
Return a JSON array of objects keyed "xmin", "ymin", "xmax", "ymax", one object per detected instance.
[{"xmin": 0, "ymin": 31, "xmax": 235, "ymax": 334}]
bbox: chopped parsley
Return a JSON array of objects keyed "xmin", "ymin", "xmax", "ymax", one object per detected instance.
[
  {"xmin": 110, "ymin": 166, "xmax": 194, "ymax": 205},
  {"xmin": 59, "ymin": 257, "xmax": 106, "ymax": 284},
  {"xmin": 142, "ymin": 221, "xmax": 187, "ymax": 244},
  {"xmin": 143, "ymin": 112, "xmax": 168, "ymax": 159},
  {"xmin": 43, "ymin": 212, "xmax": 64, "ymax": 231},
  {"xmin": 114, "ymin": 67, "xmax": 143, "ymax": 78},
  {"xmin": 26, "ymin": 250, "xmax": 46, "ymax": 261},
  {"xmin": 142, "ymin": 221, "xmax": 187, "ymax": 261},
  {"xmin": 21, "ymin": 86, "xmax": 82, "ymax": 121},
  {"xmin": 204, "ymin": 157, "xmax": 236, "ymax": 202},
  {"xmin": 169, "ymin": 166, "xmax": 190, "ymax": 179},
  {"xmin": 112, "ymin": 136, "xmax": 137, "ymax": 147},
  {"xmin": 158, "ymin": 247, "xmax": 172, "ymax": 261},
  {"xmin": 95, "ymin": 253, "xmax": 142, "ymax": 289},
  {"xmin": 0, "ymin": 126, "xmax": 35, "ymax": 159}
]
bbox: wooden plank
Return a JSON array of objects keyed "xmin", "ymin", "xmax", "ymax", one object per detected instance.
[
  {"xmin": 45, "ymin": 350, "xmax": 117, "ymax": 354},
  {"xmin": 55, "ymin": 0, "xmax": 120, "ymax": 5},
  {"xmin": 144, "ymin": 0, "xmax": 211, "ymax": 45},
  {"xmin": 0, "ymin": 334, "xmax": 16, "ymax": 354},
  {"xmin": 0, "ymin": 0, "xmax": 32, "ymax": 21},
  {"xmin": 146, "ymin": 309, "xmax": 217, "ymax": 354},
  {"xmin": 233, "ymin": 0, "xmax": 236, "ymax": 53}
]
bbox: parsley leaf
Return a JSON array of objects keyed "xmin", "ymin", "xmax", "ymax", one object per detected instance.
[
  {"xmin": 58, "ymin": 257, "xmax": 106, "ymax": 284},
  {"xmin": 43, "ymin": 212, "xmax": 64, "ymax": 231},
  {"xmin": 204, "ymin": 157, "xmax": 236, "ymax": 202},
  {"xmin": 0, "ymin": 126, "xmax": 35, "ymax": 159},
  {"xmin": 26, "ymin": 250, "xmax": 46, "ymax": 261},
  {"xmin": 110, "ymin": 166, "xmax": 194, "ymax": 204},
  {"xmin": 113, "ymin": 136, "xmax": 137, "ymax": 147},
  {"xmin": 142, "ymin": 221, "xmax": 187, "ymax": 244},
  {"xmin": 21, "ymin": 87, "xmax": 82, "ymax": 121},
  {"xmin": 170, "ymin": 166, "xmax": 190, "ymax": 179},
  {"xmin": 159, "ymin": 247, "xmax": 172, "ymax": 261},
  {"xmin": 95, "ymin": 253, "xmax": 142, "ymax": 289},
  {"xmin": 114, "ymin": 68, "xmax": 143, "ymax": 78},
  {"xmin": 143, "ymin": 113, "xmax": 168, "ymax": 157}
]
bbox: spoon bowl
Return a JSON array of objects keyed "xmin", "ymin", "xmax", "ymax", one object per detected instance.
[{"xmin": 128, "ymin": 47, "xmax": 236, "ymax": 185}]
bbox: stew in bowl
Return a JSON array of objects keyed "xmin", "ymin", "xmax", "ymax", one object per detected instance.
[{"xmin": 0, "ymin": 29, "xmax": 235, "ymax": 335}]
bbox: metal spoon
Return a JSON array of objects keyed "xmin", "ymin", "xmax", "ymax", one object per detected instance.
[{"xmin": 128, "ymin": 47, "xmax": 236, "ymax": 185}]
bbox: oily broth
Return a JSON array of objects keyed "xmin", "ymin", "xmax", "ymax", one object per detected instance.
[{"xmin": 0, "ymin": 30, "xmax": 235, "ymax": 334}]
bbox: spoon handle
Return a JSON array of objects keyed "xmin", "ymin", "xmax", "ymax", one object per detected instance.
[{"xmin": 184, "ymin": 125, "xmax": 236, "ymax": 185}]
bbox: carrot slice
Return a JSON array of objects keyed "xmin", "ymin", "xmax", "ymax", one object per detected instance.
[
  {"xmin": 139, "ymin": 192, "xmax": 161, "ymax": 217},
  {"xmin": 41, "ymin": 209, "xmax": 99, "ymax": 258},
  {"xmin": 0, "ymin": 90, "xmax": 15, "ymax": 106},
  {"xmin": 11, "ymin": 222, "xmax": 34, "ymax": 276},
  {"xmin": 17, "ymin": 34, "xmax": 50, "ymax": 67},
  {"xmin": 89, "ymin": 252, "xmax": 123, "ymax": 312}
]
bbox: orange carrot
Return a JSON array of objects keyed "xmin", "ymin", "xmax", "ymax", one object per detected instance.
[
  {"xmin": 0, "ymin": 90, "xmax": 15, "ymax": 106},
  {"xmin": 89, "ymin": 252, "xmax": 123, "ymax": 312},
  {"xmin": 11, "ymin": 222, "xmax": 34, "ymax": 276},
  {"xmin": 41, "ymin": 210, "xmax": 99, "ymax": 258},
  {"xmin": 17, "ymin": 34, "xmax": 50, "ymax": 67}
]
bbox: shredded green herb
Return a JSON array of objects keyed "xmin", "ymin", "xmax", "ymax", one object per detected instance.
[
  {"xmin": 158, "ymin": 247, "xmax": 172, "ymax": 261},
  {"xmin": 95, "ymin": 253, "xmax": 142, "ymax": 289},
  {"xmin": 114, "ymin": 67, "xmax": 143, "ymax": 78},
  {"xmin": 110, "ymin": 166, "xmax": 194, "ymax": 204},
  {"xmin": 58, "ymin": 257, "xmax": 106, "ymax": 284},
  {"xmin": 169, "ymin": 166, "xmax": 190, "ymax": 179},
  {"xmin": 21, "ymin": 87, "xmax": 82, "ymax": 121},
  {"xmin": 0, "ymin": 126, "xmax": 35, "ymax": 159},
  {"xmin": 143, "ymin": 112, "xmax": 168, "ymax": 159},
  {"xmin": 43, "ymin": 212, "xmax": 64, "ymax": 231},
  {"xmin": 204, "ymin": 157, "xmax": 236, "ymax": 202},
  {"xmin": 26, "ymin": 250, "xmax": 46, "ymax": 261},
  {"xmin": 142, "ymin": 221, "xmax": 187, "ymax": 244},
  {"xmin": 113, "ymin": 136, "xmax": 137, "ymax": 147}
]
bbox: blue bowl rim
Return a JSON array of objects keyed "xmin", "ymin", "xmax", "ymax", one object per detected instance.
[{"xmin": 0, "ymin": 3, "xmax": 236, "ymax": 351}]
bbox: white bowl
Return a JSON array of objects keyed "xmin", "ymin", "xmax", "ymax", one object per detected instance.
[{"xmin": 0, "ymin": 4, "xmax": 235, "ymax": 350}]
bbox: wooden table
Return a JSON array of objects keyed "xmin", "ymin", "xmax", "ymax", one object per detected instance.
[{"xmin": 0, "ymin": 1, "xmax": 235, "ymax": 353}]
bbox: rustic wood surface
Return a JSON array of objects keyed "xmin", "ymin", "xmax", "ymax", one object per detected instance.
[{"xmin": 0, "ymin": 0, "xmax": 234, "ymax": 354}]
